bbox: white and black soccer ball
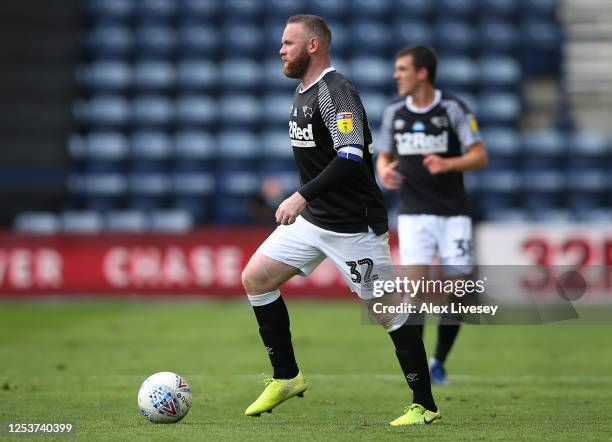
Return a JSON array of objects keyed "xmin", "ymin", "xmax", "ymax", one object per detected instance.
[{"xmin": 138, "ymin": 372, "xmax": 192, "ymax": 423}]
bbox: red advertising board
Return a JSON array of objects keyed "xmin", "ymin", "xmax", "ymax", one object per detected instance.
[{"xmin": 0, "ymin": 229, "xmax": 394, "ymax": 297}]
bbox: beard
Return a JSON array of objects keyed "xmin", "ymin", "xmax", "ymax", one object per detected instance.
[{"xmin": 283, "ymin": 47, "xmax": 311, "ymax": 79}]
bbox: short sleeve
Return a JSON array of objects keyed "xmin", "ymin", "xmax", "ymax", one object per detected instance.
[
  {"xmin": 318, "ymin": 80, "xmax": 365, "ymax": 151},
  {"xmin": 376, "ymin": 102, "xmax": 402, "ymax": 154},
  {"xmin": 443, "ymin": 99, "xmax": 482, "ymax": 152}
]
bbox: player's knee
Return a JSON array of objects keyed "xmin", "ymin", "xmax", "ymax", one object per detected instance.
[{"xmin": 241, "ymin": 265, "xmax": 272, "ymax": 295}]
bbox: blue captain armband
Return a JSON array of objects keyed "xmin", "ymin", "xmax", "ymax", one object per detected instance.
[{"xmin": 337, "ymin": 144, "xmax": 364, "ymax": 163}]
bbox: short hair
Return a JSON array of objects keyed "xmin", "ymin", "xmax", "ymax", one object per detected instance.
[
  {"xmin": 287, "ymin": 14, "xmax": 332, "ymax": 48},
  {"xmin": 396, "ymin": 45, "xmax": 438, "ymax": 84}
]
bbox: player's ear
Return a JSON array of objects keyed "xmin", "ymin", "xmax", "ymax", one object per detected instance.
[
  {"xmin": 417, "ymin": 67, "xmax": 429, "ymax": 82},
  {"xmin": 308, "ymin": 36, "xmax": 320, "ymax": 54}
]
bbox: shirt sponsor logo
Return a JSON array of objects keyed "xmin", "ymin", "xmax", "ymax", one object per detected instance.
[
  {"xmin": 394, "ymin": 131, "xmax": 449, "ymax": 155},
  {"xmin": 336, "ymin": 112, "xmax": 353, "ymax": 134},
  {"xmin": 289, "ymin": 121, "xmax": 315, "ymax": 147},
  {"xmin": 412, "ymin": 121, "xmax": 426, "ymax": 132}
]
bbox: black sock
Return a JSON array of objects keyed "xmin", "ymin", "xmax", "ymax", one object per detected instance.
[
  {"xmin": 252, "ymin": 296, "xmax": 299, "ymax": 379},
  {"xmin": 435, "ymin": 316, "xmax": 461, "ymax": 364},
  {"xmin": 406, "ymin": 311, "xmax": 425, "ymax": 338},
  {"xmin": 389, "ymin": 323, "xmax": 437, "ymax": 412}
]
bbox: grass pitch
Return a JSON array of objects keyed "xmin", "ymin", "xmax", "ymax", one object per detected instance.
[{"xmin": 0, "ymin": 299, "xmax": 611, "ymax": 441}]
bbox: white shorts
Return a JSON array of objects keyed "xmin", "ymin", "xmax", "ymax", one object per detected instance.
[
  {"xmin": 257, "ymin": 216, "xmax": 392, "ymax": 299},
  {"xmin": 397, "ymin": 214, "xmax": 473, "ymax": 277}
]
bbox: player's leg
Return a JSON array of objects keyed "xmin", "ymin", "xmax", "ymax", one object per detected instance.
[
  {"xmin": 242, "ymin": 217, "xmax": 325, "ymax": 416},
  {"xmin": 318, "ymin": 229, "xmax": 439, "ymax": 425},
  {"xmin": 432, "ymin": 215, "xmax": 475, "ymax": 384}
]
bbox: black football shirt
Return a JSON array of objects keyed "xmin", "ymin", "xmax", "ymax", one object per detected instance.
[
  {"xmin": 289, "ymin": 68, "xmax": 388, "ymax": 235},
  {"xmin": 378, "ymin": 90, "xmax": 482, "ymax": 216}
]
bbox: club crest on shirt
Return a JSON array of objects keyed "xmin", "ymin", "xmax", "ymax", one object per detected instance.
[
  {"xmin": 336, "ymin": 112, "xmax": 353, "ymax": 133},
  {"xmin": 302, "ymin": 105, "xmax": 313, "ymax": 119},
  {"xmin": 431, "ymin": 116, "xmax": 449, "ymax": 128}
]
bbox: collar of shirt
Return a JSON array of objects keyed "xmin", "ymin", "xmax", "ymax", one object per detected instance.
[
  {"xmin": 299, "ymin": 67, "xmax": 336, "ymax": 94},
  {"xmin": 405, "ymin": 89, "xmax": 442, "ymax": 114}
]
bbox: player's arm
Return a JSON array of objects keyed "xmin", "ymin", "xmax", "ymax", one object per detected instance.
[
  {"xmin": 423, "ymin": 142, "xmax": 488, "ymax": 175},
  {"xmin": 376, "ymin": 152, "xmax": 403, "ymax": 190}
]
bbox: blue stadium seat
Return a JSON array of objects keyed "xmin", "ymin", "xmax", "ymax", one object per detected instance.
[
  {"xmin": 478, "ymin": 0, "xmax": 518, "ymax": 18},
  {"xmin": 350, "ymin": 0, "xmax": 391, "ymax": 20},
  {"xmin": 361, "ymin": 92, "xmax": 389, "ymax": 127},
  {"xmin": 222, "ymin": 0, "xmax": 261, "ymax": 20},
  {"xmin": 350, "ymin": 21, "xmax": 391, "ymax": 55},
  {"xmin": 172, "ymin": 170, "xmax": 216, "ymax": 197},
  {"xmin": 477, "ymin": 92, "xmax": 521, "ymax": 125},
  {"xmin": 392, "ymin": 22, "xmax": 434, "ymax": 49},
  {"xmin": 522, "ymin": 169, "xmax": 565, "ymax": 210},
  {"xmin": 133, "ymin": 60, "xmax": 176, "ymax": 91},
  {"xmin": 263, "ymin": 0, "xmax": 307, "ymax": 19},
  {"xmin": 135, "ymin": 0, "xmax": 178, "ymax": 21},
  {"xmin": 263, "ymin": 58, "xmax": 297, "ymax": 93},
  {"xmin": 222, "ymin": 23, "xmax": 264, "ymax": 56},
  {"xmin": 481, "ymin": 208, "xmax": 530, "ymax": 222},
  {"xmin": 568, "ymin": 131, "xmax": 611, "ymax": 169},
  {"xmin": 86, "ymin": 0, "xmax": 134, "ymax": 22},
  {"xmin": 86, "ymin": 25, "xmax": 133, "ymax": 56},
  {"xmin": 452, "ymin": 91, "xmax": 479, "ymax": 115},
  {"xmin": 262, "ymin": 129, "xmax": 293, "ymax": 159},
  {"xmin": 178, "ymin": 24, "xmax": 220, "ymax": 57},
  {"xmin": 220, "ymin": 58, "xmax": 262, "ymax": 91},
  {"xmin": 520, "ymin": 20, "xmax": 562, "ymax": 74},
  {"xmin": 530, "ymin": 208, "xmax": 574, "ymax": 223},
  {"xmin": 479, "ymin": 126, "xmax": 521, "ymax": 169},
  {"xmin": 438, "ymin": 0, "xmax": 476, "ymax": 19},
  {"xmin": 174, "ymin": 130, "xmax": 217, "ymax": 161},
  {"xmin": 106, "ymin": 210, "xmax": 149, "ymax": 232},
  {"xmin": 327, "ymin": 21, "xmax": 350, "ymax": 56},
  {"xmin": 72, "ymin": 131, "xmax": 130, "ymax": 162},
  {"xmin": 435, "ymin": 21, "xmax": 477, "ymax": 56},
  {"xmin": 172, "ymin": 197, "xmax": 210, "ymax": 223},
  {"xmin": 175, "ymin": 95, "xmax": 217, "ymax": 127},
  {"xmin": 132, "ymin": 95, "xmax": 175, "ymax": 127},
  {"xmin": 262, "ymin": 94, "xmax": 291, "ymax": 126},
  {"xmin": 216, "ymin": 166, "xmax": 261, "ymax": 197},
  {"xmin": 217, "ymin": 130, "xmax": 261, "ymax": 160},
  {"xmin": 177, "ymin": 59, "xmax": 219, "ymax": 91},
  {"xmin": 61, "ymin": 211, "xmax": 105, "ymax": 233},
  {"xmin": 478, "ymin": 56, "xmax": 522, "ymax": 89},
  {"xmin": 479, "ymin": 21, "xmax": 519, "ymax": 54},
  {"xmin": 134, "ymin": 23, "xmax": 177, "ymax": 56},
  {"xmin": 522, "ymin": 129, "xmax": 566, "ymax": 169},
  {"xmin": 150, "ymin": 209, "xmax": 194, "ymax": 232},
  {"xmin": 436, "ymin": 57, "xmax": 478, "ymax": 89},
  {"xmin": 349, "ymin": 57, "xmax": 389, "ymax": 90},
  {"xmin": 131, "ymin": 130, "xmax": 173, "ymax": 162},
  {"xmin": 310, "ymin": 0, "xmax": 346, "ymax": 22},
  {"xmin": 128, "ymin": 196, "xmax": 165, "ymax": 211},
  {"xmin": 14, "ymin": 212, "xmax": 61, "ymax": 234},
  {"xmin": 263, "ymin": 22, "xmax": 285, "ymax": 52},
  {"xmin": 220, "ymin": 95, "xmax": 261, "ymax": 127},
  {"xmin": 395, "ymin": 0, "xmax": 433, "ymax": 18},
  {"xmin": 574, "ymin": 208, "xmax": 612, "ymax": 223},
  {"xmin": 79, "ymin": 61, "xmax": 131, "ymax": 91},
  {"xmin": 521, "ymin": 0, "xmax": 557, "ymax": 19},
  {"xmin": 180, "ymin": 0, "xmax": 221, "ymax": 22},
  {"xmin": 75, "ymin": 95, "xmax": 131, "ymax": 127},
  {"xmin": 128, "ymin": 171, "xmax": 172, "ymax": 196}
]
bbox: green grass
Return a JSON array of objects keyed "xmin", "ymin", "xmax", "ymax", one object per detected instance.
[{"xmin": 0, "ymin": 300, "xmax": 611, "ymax": 441}]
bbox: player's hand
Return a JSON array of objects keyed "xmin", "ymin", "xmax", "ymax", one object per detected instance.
[
  {"xmin": 275, "ymin": 191, "xmax": 307, "ymax": 225},
  {"xmin": 423, "ymin": 154, "xmax": 451, "ymax": 175},
  {"xmin": 379, "ymin": 160, "xmax": 404, "ymax": 190}
]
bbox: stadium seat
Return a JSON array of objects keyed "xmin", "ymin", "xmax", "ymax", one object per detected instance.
[
  {"xmin": 349, "ymin": 57, "xmax": 389, "ymax": 90},
  {"xmin": 172, "ymin": 170, "xmax": 216, "ymax": 197},
  {"xmin": 128, "ymin": 171, "xmax": 172, "ymax": 196},
  {"xmin": 216, "ymin": 166, "xmax": 260, "ymax": 197},
  {"xmin": 477, "ymin": 92, "xmax": 521, "ymax": 125},
  {"xmin": 478, "ymin": 56, "xmax": 522, "ymax": 89},
  {"xmin": 178, "ymin": 24, "xmax": 220, "ymax": 57},
  {"xmin": 520, "ymin": 20, "xmax": 562, "ymax": 74},
  {"xmin": 574, "ymin": 208, "xmax": 612, "ymax": 223},
  {"xmin": 217, "ymin": 130, "xmax": 261, "ymax": 160},
  {"xmin": 219, "ymin": 95, "xmax": 261, "ymax": 127},
  {"xmin": 522, "ymin": 129, "xmax": 566, "ymax": 169},
  {"xmin": 478, "ymin": 126, "xmax": 521, "ymax": 169},
  {"xmin": 134, "ymin": 23, "xmax": 177, "ymax": 56},
  {"xmin": 530, "ymin": 208, "xmax": 574, "ymax": 223},
  {"xmin": 478, "ymin": 0, "xmax": 518, "ymax": 18},
  {"xmin": 71, "ymin": 131, "xmax": 130, "ymax": 162},
  {"xmin": 61, "ymin": 210, "xmax": 105, "ymax": 233},
  {"xmin": 262, "ymin": 58, "xmax": 297, "ymax": 93},
  {"xmin": 86, "ymin": 0, "xmax": 134, "ymax": 22},
  {"xmin": 392, "ymin": 22, "xmax": 434, "ymax": 50},
  {"xmin": 479, "ymin": 21, "xmax": 519, "ymax": 54},
  {"xmin": 106, "ymin": 210, "xmax": 149, "ymax": 232},
  {"xmin": 263, "ymin": 0, "xmax": 307, "ymax": 19},
  {"xmin": 566, "ymin": 169, "xmax": 608, "ymax": 210},
  {"xmin": 481, "ymin": 208, "xmax": 530, "ymax": 222},
  {"xmin": 180, "ymin": 0, "xmax": 221, "ymax": 22},
  {"xmin": 438, "ymin": 0, "xmax": 476, "ymax": 19},
  {"xmin": 261, "ymin": 129, "xmax": 293, "ymax": 159},
  {"xmin": 327, "ymin": 21, "xmax": 350, "ymax": 56},
  {"xmin": 174, "ymin": 130, "xmax": 217, "ymax": 161},
  {"xmin": 14, "ymin": 212, "xmax": 61, "ymax": 234},
  {"xmin": 222, "ymin": 23, "xmax": 264, "ymax": 56},
  {"xmin": 68, "ymin": 172, "xmax": 127, "ymax": 197},
  {"xmin": 521, "ymin": 0, "xmax": 557, "ymax": 19},
  {"xmin": 220, "ymin": 58, "xmax": 262, "ymax": 91},
  {"xmin": 351, "ymin": 0, "xmax": 390, "ymax": 19},
  {"xmin": 75, "ymin": 95, "xmax": 131, "ymax": 127},
  {"xmin": 310, "ymin": 0, "xmax": 346, "ymax": 22},
  {"xmin": 177, "ymin": 59, "xmax": 219, "ymax": 91},
  {"xmin": 130, "ymin": 130, "xmax": 173, "ymax": 162},
  {"xmin": 132, "ymin": 95, "xmax": 175, "ymax": 127},
  {"xmin": 522, "ymin": 169, "xmax": 565, "ymax": 211},
  {"xmin": 135, "ymin": 0, "xmax": 178, "ymax": 21},
  {"xmin": 79, "ymin": 61, "xmax": 131, "ymax": 92},
  {"xmin": 175, "ymin": 95, "xmax": 217, "ymax": 127},
  {"xmin": 221, "ymin": 0, "xmax": 261, "ymax": 20},
  {"xmin": 436, "ymin": 57, "xmax": 478, "ymax": 89},
  {"xmin": 435, "ymin": 21, "xmax": 477, "ymax": 56},
  {"xmin": 86, "ymin": 25, "xmax": 133, "ymax": 56},
  {"xmin": 361, "ymin": 92, "xmax": 389, "ymax": 127},
  {"xmin": 350, "ymin": 21, "xmax": 391, "ymax": 55},
  {"xmin": 128, "ymin": 196, "xmax": 165, "ymax": 211},
  {"xmin": 150, "ymin": 209, "xmax": 194, "ymax": 232},
  {"xmin": 262, "ymin": 94, "xmax": 292, "ymax": 126},
  {"xmin": 133, "ymin": 60, "xmax": 176, "ymax": 91},
  {"xmin": 395, "ymin": 0, "xmax": 433, "ymax": 18}
]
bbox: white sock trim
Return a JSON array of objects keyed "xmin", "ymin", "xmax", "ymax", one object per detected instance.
[
  {"xmin": 247, "ymin": 289, "xmax": 281, "ymax": 307},
  {"xmin": 384, "ymin": 311, "xmax": 409, "ymax": 333}
]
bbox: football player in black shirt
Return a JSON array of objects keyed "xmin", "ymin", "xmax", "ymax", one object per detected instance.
[
  {"xmin": 241, "ymin": 16, "xmax": 440, "ymax": 426},
  {"xmin": 376, "ymin": 45, "xmax": 488, "ymax": 385}
]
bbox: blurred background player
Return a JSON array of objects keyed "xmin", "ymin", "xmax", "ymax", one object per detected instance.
[
  {"xmin": 376, "ymin": 45, "xmax": 488, "ymax": 385},
  {"xmin": 241, "ymin": 16, "xmax": 440, "ymax": 425}
]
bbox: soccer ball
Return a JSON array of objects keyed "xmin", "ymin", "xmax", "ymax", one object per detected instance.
[{"xmin": 137, "ymin": 372, "xmax": 192, "ymax": 423}]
